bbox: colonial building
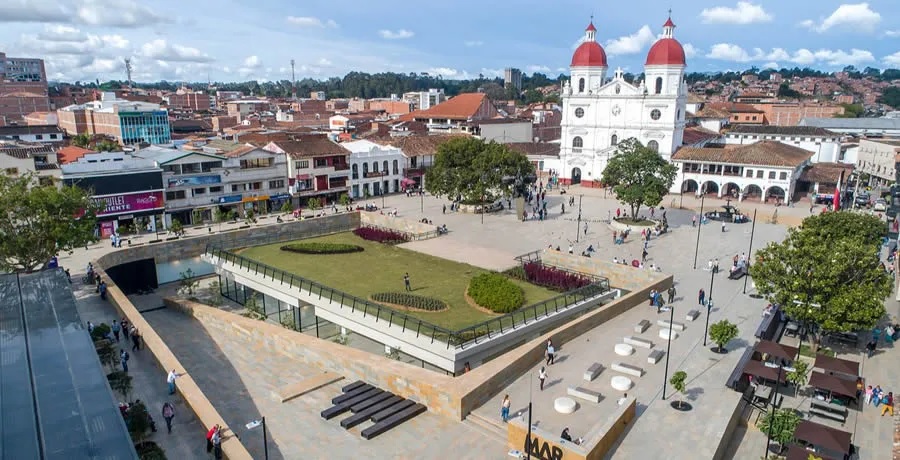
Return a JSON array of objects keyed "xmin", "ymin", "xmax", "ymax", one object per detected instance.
[
  {"xmin": 724, "ymin": 125, "xmax": 842, "ymax": 163},
  {"xmin": 398, "ymin": 93, "xmax": 500, "ymax": 133},
  {"xmin": 551, "ymin": 16, "xmax": 687, "ymax": 186},
  {"xmin": 672, "ymin": 141, "xmax": 814, "ymax": 204},
  {"xmin": 0, "ymin": 140, "xmax": 60, "ymax": 186},
  {"xmin": 342, "ymin": 139, "xmax": 406, "ymax": 198},
  {"xmin": 262, "ymin": 134, "xmax": 351, "ymax": 205},
  {"xmin": 375, "ymin": 133, "xmax": 468, "ymax": 189},
  {"xmin": 856, "ymin": 138, "xmax": 900, "ymax": 187}
]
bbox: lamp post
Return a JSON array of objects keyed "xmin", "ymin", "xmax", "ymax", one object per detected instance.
[
  {"xmin": 692, "ymin": 189, "xmax": 706, "ymax": 270},
  {"xmin": 525, "ymin": 370, "xmax": 534, "ymax": 460},
  {"xmin": 246, "ymin": 417, "xmax": 269, "ymax": 460},
  {"xmin": 742, "ymin": 209, "xmax": 758, "ymax": 294},
  {"xmin": 763, "ymin": 365, "xmax": 784, "ymax": 459},
  {"xmin": 661, "ymin": 305, "xmax": 675, "ymax": 400},
  {"xmin": 703, "ymin": 268, "xmax": 716, "ymax": 346},
  {"xmin": 575, "ymin": 194, "xmax": 583, "ymax": 242}
]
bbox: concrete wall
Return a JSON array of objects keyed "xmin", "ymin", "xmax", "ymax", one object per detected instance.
[
  {"xmin": 359, "ymin": 211, "xmax": 437, "ymax": 239},
  {"xmin": 541, "ymin": 249, "xmax": 671, "ymax": 292}
]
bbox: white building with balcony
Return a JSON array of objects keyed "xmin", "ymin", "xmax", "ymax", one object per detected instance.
[
  {"xmin": 671, "ymin": 141, "xmax": 814, "ymax": 204},
  {"xmin": 261, "ymin": 134, "xmax": 351, "ymax": 205},
  {"xmin": 723, "ymin": 125, "xmax": 842, "ymax": 163},
  {"xmin": 342, "ymin": 140, "xmax": 405, "ymax": 199}
]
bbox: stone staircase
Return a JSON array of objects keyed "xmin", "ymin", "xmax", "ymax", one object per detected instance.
[{"xmin": 464, "ymin": 411, "xmax": 508, "ymax": 443}]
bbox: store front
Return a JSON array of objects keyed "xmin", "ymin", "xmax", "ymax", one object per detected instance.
[
  {"xmin": 63, "ymin": 165, "xmax": 165, "ymax": 238},
  {"xmin": 92, "ymin": 191, "xmax": 166, "ymax": 237},
  {"xmin": 241, "ymin": 195, "xmax": 269, "ymax": 217},
  {"xmin": 268, "ymin": 193, "xmax": 292, "ymax": 212}
]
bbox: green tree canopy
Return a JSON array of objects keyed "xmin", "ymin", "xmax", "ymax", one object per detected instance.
[
  {"xmin": 878, "ymin": 86, "xmax": 900, "ymax": 109},
  {"xmin": 600, "ymin": 138, "xmax": 678, "ymax": 218},
  {"xmin": 0, "ymin": 173, "xmax": 100, "ymax": 272},
  {"xmin": 708, "ymin": 320, "xmax": 739, "ymax": 352},
  {"xmin": 749, "ymin": 212, "xmax": 891, "ymax": 349},
  {"xmin": 758, "ymin": 409, "xmax": 801, "ymax": 451},
  {"xmin": 425, "ymin": 137, "xmax": 533, "ymax": 203}
]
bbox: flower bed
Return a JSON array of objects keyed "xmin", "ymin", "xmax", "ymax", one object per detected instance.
[
  {"xmin": 353, "ymin": 226, "xmax": 409, "ymax": 244},
  {"xmin": 280, "ymin": 242, "xmax": 364, "ymax": 254},
  {"xmin": 467, "ymin": 273, "xmax": 524, "ymax": 313},
  {"xmin": 522, "ymin": 262, "xmax": 593, "ymax": 291},
  {"xmin": 371, "ymin": 292, "xmax": 447, "ymax": 311}
]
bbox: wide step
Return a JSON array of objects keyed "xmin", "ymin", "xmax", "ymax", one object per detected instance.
[{"xmin": 361, "ymin": 404, "xmax": 427, "ymax": 439}]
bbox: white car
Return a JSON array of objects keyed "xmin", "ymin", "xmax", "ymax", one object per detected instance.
[{"xmin": 873, "ymin": 199, "xmax": 887, "ymax": 212}]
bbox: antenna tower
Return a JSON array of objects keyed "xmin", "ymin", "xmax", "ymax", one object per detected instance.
[
  {"xmin": 290, "ymin": 59, "xmax": 297, "ymax": 100},
  {"xmin": 124, "ymin": 58, "xmax": 133, "ymax": 89}
]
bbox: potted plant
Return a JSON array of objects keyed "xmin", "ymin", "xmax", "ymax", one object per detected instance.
[
  {"xmin": 669, "ymin": 371, "xmax": 688, "ymax": 410},
  {"xmin": 709, "ymin": 319, "xmax": 739, "ymax": 353},
  {"xmin": 757, "ymin": 408, "xmax": 801, "ymax": 455},
  {"xmin": 786, "ymin": 360, "xmax": 810, "ymax": 395}
]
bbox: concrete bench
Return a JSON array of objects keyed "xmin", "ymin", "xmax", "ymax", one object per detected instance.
[
  {"xmin": 624, "ymin": 336, "xmax": 653, "ymax": 349},
  {"xmin": 685, "ymin": 310, "xmax": 700, "ymax": 322},
  {"xmin": 657, "ymin": 319, "xmax": 686, "ymax": 331},
  {"xmin": 611, "ymin": 362, "xmax": 644, "ymax": 378},
  {"xmin": 584, "ymin": 363, "xmax": 604, "ymax": 381},
  {"xmin": 808, "ymin": 408, "xmax": 845, "ymax": 425},
  {"xmin": 647, "ymin": 349, "xmax": 665, "ymax": 364},
  {"xmin": 567, "ymin": 386, "xmax": 602, "ymax": 403},
  {"xmin": 634, "ymin": 320, "xmax": 651, "ymax": 333}
]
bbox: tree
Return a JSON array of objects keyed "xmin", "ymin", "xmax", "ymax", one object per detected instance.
[
  {"xmin": 192, "ymin": 209, "xmax": 204, "ymax": 226},
  {"xmin": 600, "ymin": 138, "xmax": 678, "ymax": 219},
  {"xmin": 107, "ymin": 370, "xmax": 133, "ymax": 401},
  {"xmin": 307, "ymin": 197, "xmax": 322, "ymax": 215},
  {"xmin": 338, "ymin": 193, "xmax": 351, "ymax": 207},
  {"xmin": 0, "ymin": 173, "xmax": 100, "ymax": 272},
  {"xmin": 242, "ymin": 294, "xmax": 266, "ymax": 321},
  {"xmin": 213, "ymin": 207, "xmax": 229, "ymax": 232},
  {"xmin": 169, "ymin": 218, "xmax": 183, "ymax": 236},
  {"xmin": 425, "ymin": 137, "xmax": 533, "ymax": 203},
  {"xmin": 280, "ymin": 201, "xmax": 293, "ymax": 214},
  {"xmin": 96, "ymin": 140, "xmax": 119, "ymax": 152},
  {"xmin": 72, "ymin": 133, "xmax": 91, "ymax": 148},
  {"xmin": 757, "ymin": 408, "xmax": 801, "ymax": 453},
  {"xmin": 244, "ymin": 209, "xmax": 256, "ymax": 224},
  {"xmin": 177, "ymin": 268, "xmax": 199, "ymax": 296},
  {"xmin": 95, "ymin": 339, "xmax": 118, "ymax": 372},
  {"xmin": 206, "ymin": 280, "xmax": 223, "ymax": 307},
  {"xmin": 786, "ymin": 360, "xmax": 809, "ymax": 394},
  {"xmin": 669, "ymin": 371, "xmax": 687, "ymax": 409},
  {"xmin": 125, "ymin": 400, "xmax": 153, "ymax": 444},
  {"xmin": 878, "ymin": 86, "xmax": 900, "ymax": 109},
  {"xmin": 708, "ymin": 320, "xmax": 739, "ymax": 353},
  {"xmin": 750, "ymin": 213, "xmax": 891, "ymax": 351},
  {"xmin": 777, "ymin": 83, "xmax": 801, "ymax": 99},
  {"xmin": 835, "ymin": 103, "xmax": 864, "ymax": 118}
]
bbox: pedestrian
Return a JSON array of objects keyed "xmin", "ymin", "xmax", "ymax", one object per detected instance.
[
  {"xmin": 865, "ymin": 385, "xmax": 873, "ymax": 405},
  {"xmin": 111, "ymin": 320, "xmax": 120, "ymax": 342},
  {"xmin": 561, "ymin": 203, "xmax": 565, "ymax": 214},
  {"xmin": 162, "ymin": 402, "xmax": 176, "ymax": 433},
  {"xmin": 120, "ymin": 349, "xmax": 129, "ymax": 372},
  {"xmin": 866, "ymin": 340, "xmax": 876, "ymax": 358},
  {"xmin": 568, "ymin": 244, "xmax": 574, "ymax": 254},
  {"xmin": 721, "ymin": 222, "xmax": 726, "ymax": 233},
  {"xmin": 99, "ymin": 281, "xmax": 108, "ymax": 300},
  {"xmin": 616, "ymin": 208, "xmax": 621, "ymax": 219},
  {"xmin": 584, "ymin": 223, "xmax": 588, "ymax": 236},
  {"xmin": 546, "ymin": 340, "xmax": 555, "ymax": 365},
  {"xmin": 206, "ymin": 425, "xmax": 218, "ymax": 453},
  {"xmin": 87, "ymin": 321, "xmax": 95, "ymax": 334},
  {"xmin": 131, "ymin": 328, "xmax": 141, "ymax": 352},
  {"xmin": 403, "ymin": 273, "xmax": 411, "ymax": 292},
  {"xmin": 692, "ymin": 215, "xmax": 696, "ymax": 227},
  {"xmin": 500, "ymin": 395, "xmax": 511, "ymax": 422},
  {"xmin": 612, "ymin": 230, "xmax": 617, "ymax": 244},
  {"xmin": 649, "ymin": 289, "xmax": 656, "ymax": 307},
  {"xmin": 65, "ymin": 268, "xmax": 71, "ymax": 283},
  {"xmin": 442, "ymin": 204, "xmax": 446, "ymax": 214},
  {"xmin": 698, "ymin": 289, "xmax": 706, "ymax": 306},
  {"xmin": 667, "ymin": 285, "xmax": 676, "ymax": 304},
  {"xmin": 211, "ymin": 426, "xmax": 223, "ymax": 460},
  {"xmin": 167, "ymin": 369, "xmax": 179, "ymax": 395},
  {"xmin": 539, "ymin": 366, "xmax": 547, "ymax": 391},
  {"xmin": 881, "ymin": 392, "xmax": 894, "ymax": 417},
  {"xmin": 714, "ymin": 259, "xmax": 720, "ymax": 274},
  {"xmin": 122, "ymin": 319, "xmax": 130, "ymax": 340},
  {"xmin": 641, "ymin": 248, "xmax": 648, "ymax": 262}
]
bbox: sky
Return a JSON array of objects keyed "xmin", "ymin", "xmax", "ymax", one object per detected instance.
[{"xmin": 0, "ymin": 0, "xmax": 898, "ymax": 83}]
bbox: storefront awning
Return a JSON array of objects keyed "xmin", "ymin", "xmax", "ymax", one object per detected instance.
[{"xmin": 241, "ymin": 195, "xmax": 269, "ymax": 203}]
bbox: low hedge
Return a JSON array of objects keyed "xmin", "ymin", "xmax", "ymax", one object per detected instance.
[
  {"xmin": 371, "ymin": 292, "xmax": 447, "ymax": 311},
  {"xmin": 468, "ymin": 273, "xmax": 524, "ymax": 313},
  {"xmin": 280, "ymin": 242, "xmax": 364, "ymax": 254}
]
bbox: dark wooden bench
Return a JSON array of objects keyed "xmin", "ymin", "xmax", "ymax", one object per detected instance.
[
  {"xmin": 361, "ymin": 403, "xmax": 428, "ymax": 439},
  {"xmin": 340, "ymin": 396, "xmax": 405, "ymax": 429},
  {"xmin": 350, "ymin": 392, "xmax": 395, "ymax": 413},
  {"xmin": 331, "ymin": 384, "xmax": 373, "ymax": 404},
  {"xmin": 371, "ymin": 399, "xmax": 417, "ymax": 423},
  {"xmin": 810, "ymin": 401, "xmax": 849, "ymax": 418},
  {"xmin": 321, "ymin": 389, "xmax": 384, "ymax": 420},
  {"xmin": 342, "ymin": 380, "xmax": 365, "ymax": 393}
]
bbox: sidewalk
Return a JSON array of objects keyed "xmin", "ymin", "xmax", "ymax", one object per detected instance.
[{"xmin": 71, "ymin": 281, "xmax": 208, "ymax": 459}]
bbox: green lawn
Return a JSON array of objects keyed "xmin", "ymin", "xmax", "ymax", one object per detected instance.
[{"xmin": 237, "ymin": 232, "xmax": 558, "ymax": 330}]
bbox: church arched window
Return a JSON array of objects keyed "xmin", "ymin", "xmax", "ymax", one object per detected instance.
[
  {"xmin": 578, "ymin": 78, "xmax": 585, "ymax": 93},
  {"xmin": 572, "ymin": 136, "xmax": 583, "ymax": 148},
  {"xmin": 647, "ymin": 140, "xmax": 659, "ymax": 152},
  {"xmin": 611, "ymin": 135, "xmax": 618, "ymax": 146},
  {"xmin": 654, "ymin": 77, "xmax": 663, "ymax": 94}
]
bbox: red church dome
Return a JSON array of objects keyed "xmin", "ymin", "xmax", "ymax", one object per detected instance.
[
  {"xmin": 645, "ymin": 38, "xmax": 686, "ymax": 66},
  {"xmin": 571, "ymin": 41, "xmax": 608, "ymax": 67}
]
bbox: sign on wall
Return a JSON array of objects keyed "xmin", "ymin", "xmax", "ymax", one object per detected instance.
[
  {"xmin": 525, "ymin": 433, "xmax": 565, "ymax": 460},
  {"xmin": 167, "ymin": 175, "xmax": 221, "ymax": 187},
  {"xmin": 93, "ymin": 191, "xmax": 165, "ymax": 217}
]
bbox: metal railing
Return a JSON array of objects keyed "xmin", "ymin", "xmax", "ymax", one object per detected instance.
[{"xmin": 207, "ymin": 243, "xmax": 613, "ymax": 350}]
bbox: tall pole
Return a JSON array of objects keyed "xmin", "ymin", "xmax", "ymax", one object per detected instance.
[
  {"xmin": 525, "ymin": 371, "xmax": 533, "ymax": 460},
  {"xmin": 743, "ymin": 209, "xmax": 758, "ymax": 294},
  {"xmin": 420, "ymin": 188, "xmax": 424, "ymax": 213},
  {"xmin": 703, "ymin": 268, "xmax": 715, "ymax": 346},
  {"xmin": 575, "ymin": 194, "xmax": 583, "ymax": 242},
  {"xmin": 763, "ymin": 365, "xmax": 783, "ymax": 459},
  {"xmin": 662, "ymin": 306, "xmax": 674, "ymax": 400},
  {"xmin": 262, "ymin": 416, "xmax": 269, "ymax": 460},
  {"xmin": 692, "ymin": 193, "xmax": 706, "ymax": 269}
]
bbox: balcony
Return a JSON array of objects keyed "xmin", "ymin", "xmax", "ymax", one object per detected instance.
[
  {"xmin": 329, "ymin": 178, "xmax": 348, "ymax": 188},
  {"xmin": 333, "ymin": 163, "xmax": 350, "ymax": 171},
  {"xmin": 403, "ymin": 167, "xmax": 426, "ymax": 176},
  {"xmin": 364, "ymin": 171, "xmax": 387, "ymax": 178}
]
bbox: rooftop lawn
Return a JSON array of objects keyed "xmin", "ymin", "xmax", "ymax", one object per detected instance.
[{"xmin": 237, "ymin": 232, "xmax": 558, "ymax": 330}]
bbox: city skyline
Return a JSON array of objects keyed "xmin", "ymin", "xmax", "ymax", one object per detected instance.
[{"xmin": 0, "ymin": 0, "xmax": 898, "ymax": 83}]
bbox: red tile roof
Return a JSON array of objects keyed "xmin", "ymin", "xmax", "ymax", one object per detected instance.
[
  {"xmin": 374, "ymin": 134, "xmax": 470, "ymax": 157},
  {"xmin": 57, "ymin": 145, "xmax": 95, "ymax": 164},
  {"xmin": 401, "ymin": 93, "xmax": 494, "ymax": 121},
  {"xmin": 264, "ymin": 134, "xmax": 349, "ymax": 159},
  {"xmin": 673, "ymin": 141, "xmax": 813, "ymax": 167},
  {"xmin": 682, "ymin": 126, "xmax": 721, "ymax": 145},
  {"xmin": 706, "ymin": 102, "xmax": 765, "ymax": 114},
  {"xmin": 506, "ymin": 142, "xmax": 560, "ymax": 157}
]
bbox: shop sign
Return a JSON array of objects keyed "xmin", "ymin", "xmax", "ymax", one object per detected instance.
[
  {"xmin": 269, "ymin": 193, "xmax": 291, "ymax": 200},
  {"xmin": 219, "ymin": 195, "xmax": 242, "ymax": 204},
  {"xmin": 93, "ymin": 191, "xmax": 165, "ymax": 217},
  {"xmin": 167, "ymin": 175, "xmax": 222, "ymax": 187},
  {"xmin": 241, "ymin": 195, "xmax": 270, "ymax": 203}
]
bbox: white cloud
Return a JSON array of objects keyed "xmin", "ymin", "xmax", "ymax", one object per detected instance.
[
  {"xmin": 810, "ymin": 48, "xmax": 874, "ymax": 66},
  {"xmin": 790, "ymin": 49, "xmax": 817, "ymax": 65},
  {"xmin": 464, "ymin": 40, "xmax": 484, "ymax": 47},
  {"xmin": 0, "ymin": 1, "xmax": 72, "ymax": 23},
  {"xmin": 379, "ymin": 29, "xmax": 414, "ymax": 40},
  {"xmin": 699, "ymin": 2, "xmax": 773, "ymax": 25},
  {"xmin": 238, "ymin": 55, "xmax": 263, "ymax": 77},
  {"xmin": 243, "ymin": 55, "xmax": 262, "ymax": 68},
  {"xmin": 884, "ymin": 52, "xmax": 900, "ymax": 67},
  {"xmin": 76, "ymin": 0, "xmax": 168, "ymax": 27},
  {"xmin": 604, "ymin": 25, "xmax": 655, "ymax": 56},
  {"xmin": 801, "ymin": 3, "xmax": 881, "ymax": 33},
  {"xmin": 427, "ymin": 67, "xmax": 461, "ymax": 78},
  {"xmin": 37, "ymin": 25, "xmax": 83, "ymax": 42},
  {"xmin": 317, "ymin": 58, "xmax": 333, "ymax": 67},
  {"xmin": 682, "ymin": 44, "xmax": 699, "ymax": 59},
  {"xmin": 19, "ymin": 25, "xmax": 129, "ymax": 56},
  {"xmin": 884, "ymin": 30, "xmax": 900, "ymax": 37},
  {"xmin": 140, "ymin": 39, "xmax": 214, "ymax": 63},
  {"xmin": 480, "ymin": 68, "xmax": 502, "ymax": 78},
  {"xmin": 286, "ymin": 16, "xmax": 338, "ymax": 28},
  {"xmin": 752, "ymin": 47, "xmax": 790, "ymax": 61},
  {"xmin": 527, "ymin": 65, "xmax": 551, "ymax": 72},
  {"xmin": 706, "ymin": 43, "xmax": 752, "ymax": 62},
  {"xmin": 761, "ymin": 62, "xmax": 780, "ymax": 69}
]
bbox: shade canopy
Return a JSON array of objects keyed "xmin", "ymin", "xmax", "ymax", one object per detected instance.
[
  {"xmin": 754, "ymin": 340, "xmax": 798, "ymax": 362},
  {"xmin": 793, "ymin": 420, "xmax": 852, "ymax": 454},
  {"xmin": 813, "ymin": 354, "xmax": 860, "ymax": 377},
  {"xmin": 808, "ymin": 371, "xmax": 858, "ymax": 398}
]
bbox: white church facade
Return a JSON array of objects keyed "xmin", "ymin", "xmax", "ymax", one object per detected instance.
[{"xmin": 547, "ymin": 17, "xmax": 688, "ymax": 187}]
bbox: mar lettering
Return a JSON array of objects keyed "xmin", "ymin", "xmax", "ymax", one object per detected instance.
[{"xmin": 525, "ymin": 434, "xmax": 564, "ymax": 460}]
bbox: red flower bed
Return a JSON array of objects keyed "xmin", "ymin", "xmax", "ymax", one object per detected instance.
[
  {"xmin": 523, "ymin": 262, "xmax": 593, "ymax": 291},
  {"xmin": 353, "ymin": 226, "xmax": 409, "ymax": 244}
]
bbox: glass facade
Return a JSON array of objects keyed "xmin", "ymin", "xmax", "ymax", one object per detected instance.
[{"xmin": 118, "ymin": 111, "xmax": 171, "ymax": 145}]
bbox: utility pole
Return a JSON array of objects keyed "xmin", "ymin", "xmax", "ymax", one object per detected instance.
[
  {"xmin": 290, "ymin": 59, "xmax": 297, "ymax": 100},
  {"xmin": 124, "ymin": 59, "xmax": 133, "ymax": 90},
  {"xmin": 575, "ymin": 194, "xmax": 583, "ymax": 242}
]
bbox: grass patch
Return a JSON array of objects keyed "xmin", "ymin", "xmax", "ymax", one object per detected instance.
[
  {"xmin": 238, "ymin": 232, "xmax": 558, "ymax": 330},
  {"xmin": 798, "ymin": 343, "xmax": 836, "ymax": 358}
]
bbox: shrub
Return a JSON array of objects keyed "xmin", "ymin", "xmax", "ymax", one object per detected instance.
[
  {"xmin": 371, "ymin": 292, "xmax": 447, "ymax": 311},
  {"xmin": 522, "ymin": 262, "xmax": 593, "ymax": 292},
  {"xmin": 90, "ymin": 323, "xmax": 112, "ymax": 342},
  {"xmin": 135, "ymin": 441, "xmax": 167, "ymax": 460},
  {"xmin": 280, "ymin": 242, "xmax": 364, "ymax": 254},
  {"xmin": 468, "ymin": 273, "xmax": 524, "ymax": 313},
  {"xmin": 502, "ymin": 266, "xmax": 527, "ymax": 280},
  {"xmin": 353, "ymin": 226, "xmax": 409, "ymax": 244}
]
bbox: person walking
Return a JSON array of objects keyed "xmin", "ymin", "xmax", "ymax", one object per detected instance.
[
  {"xmin": 692, "ymin": 215, "xmax": 697, "ymax": 227},
  {"xmin": 131, "ymin": 328, "xmax": 141, "ymax": 352},
  {"xmin": 500, "ymin": 395, "xmax": 511, "ymax": 422},
  {"xmin": 546, "ymin": 340, "xmax": 555, "ymax": 365},
  {"xmin": 211, "ymin": 425, "xmax": 223, "ymax": 460},
  {"xmin": 120, "ymin": 349, "xmax": 129, "ymax": 372},
  {"xmin": 539, "ymin": 366, "xmax": 547, "ymax": 391},
  {"xmin": 162, "ymin": 402, "xmax": 176, "ymax": 434},
  {"xmin": 167, "ymin": 369, "xmax": 179, "ymax": 395},
  {"xmin": 881, "ymin": 392, "xmax": 894, "ymax": 417},
  {"xmin": 667, "ymin": 285, "xmax": 676, "ymax": 304},
  {"xmin": 111, "ymin": 320, "xmax": 121, "ymax": 342},
  {"xmin": 698, "ymin": 289, "xmax": 706, "ymax": 307},
  {"xmin": 122, "ymin": 319, "xmax": 130, "ymax": 341},
  {"xmin": 403, "ymin": 273, "xmax": 411, "ymax": 292}
]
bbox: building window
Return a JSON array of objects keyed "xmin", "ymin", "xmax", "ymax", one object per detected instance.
[
  {"xmin": 363, "ymin": 163, "xmax": 369, "ymax": 175},
  {"xmin": 382, "ymin": 160, "xmax": 388, "ymax": 174},
  {"xmin": 654, "ymin": 77, "xmax": 663, "ymax": 94},
  {"xmin": 38, "ymin": 177, "xmax": 53, "ymax": 187},
  {"xmin": 35, "ymin": 134, "xmax": 43, "ymax": 140},
  {"xmin": 578, "ymin": 78, "xmax": 585, "ymax": 93},
  {"xmin": 615, "ymin": 84, "xmax": 621, "ymax": 94},
  {"xmin": 746, "ymin": 169, "xmax": 753, "ymax": 178},
  {"xmin": 610, "ymin": 134, "xmax": 618, "ymax": 146},
  {"xmin": 372, "ymin": 161, "xmax": 379, "ymax": 172},
  {"xmin": 5, "ymin": 167, "xmax": 18, "ymax": 175},
  {"xmin": 756, "ymin": 170, "xmax": 763, "ymax": 178},
  {"xmin": 575, "ymin": 108, "xmax": 585, "ymax": 118},
  {"xmin": 752, "ymin": 116, "xmax": 757, "ymax": 121},
  {"xmin": 269, "ymin": 180, "xmax": 285, "ymax": 189},
  {"xmin": 165, "ymin": 190, "xmax": 186, "ymax": 200},
  {"xmin": 650, "ymin": 109, "xmax": 661, "ymax": 121},
  {"xmin": 768, "ymin": 171, "xmax": 776, "ymax": 179},
  {"xmin": 392, "ymin": 159, "xmax": 399, "ymax": 174},
  {"xmin": 352, "ymin": 164, "xmax": 359, "ymax": 179},
  {"xmin": 209, "ymin": 186, "xmax": 223, "ymax": 193},
  {"xmin": 251, "ymin": 182, "xmax": 262, "ymax": 190},
  {"xmin": 296, "ymin": 160, "xmax": 310, "ymax": 169},
  {"xmin": 49, "ymin": 134, "xmax": 58, "ymax": 139},
  {"xmin": 314, "ymin": 158, "xmax": 328, "ymax": 168},
  {"xmin": 572, "ymin": 136, "xmax": 583, "ymax": 149},
  {"xmin": 192, "ymin": 188, "xmax": 206, "ymax": 196},
  {"xmin": 231, "ymin": 184, "xmax": 245, "ymax": 192},
  {"xmin": 779, "ymin": 172, "xmax": 787, "ymax": 180},
  {"xmin": 239, "ymin": 158, "xmax": 274, "ymax": 169},
  {"xmin": 647, "ymin": 140, "xmax": 659, "ymax": 153}
]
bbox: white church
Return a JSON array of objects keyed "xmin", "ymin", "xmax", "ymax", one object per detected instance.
[{"xmin": 548, "ymin": 16, "xmax": 688, "ymax": 187}]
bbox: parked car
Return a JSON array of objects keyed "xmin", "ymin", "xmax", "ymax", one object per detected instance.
[
  {"xmin": 874, "ymin": 198, "xmax": 887, "ymax": 211},
  {"xmin": 855, "ymin": 193, "xmax": 871, "ymax": 207}
]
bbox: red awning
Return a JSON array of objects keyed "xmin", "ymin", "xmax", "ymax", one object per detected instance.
[
  {"xmin": 401, "ymin": 178, "xmax": 417, "ymax": 185},
  {"xmin": 296, "ymin": 174, "xmax": 311, "ymax": 180}
]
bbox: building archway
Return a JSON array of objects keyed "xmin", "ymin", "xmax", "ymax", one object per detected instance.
[
  {"xmin": 700, "ymin": 181, "xmax": 719, "ymax": 196},
  {"xmin": 681, "ymin": 179, "xmax": 699, "ymax": 194},
  {"xmin": 722, "ymin": 182, "xmax": 741, "ymax": 199},
  {"xmin": 571, "ymin": 167, "xmax": 582, "ymax": 185},
  {"xmin": 766, "ymin": 186, "xmax": 786, "ymax": 204},
  {"xmin": 743, "ymin": 184, "xmax": 763, "ymax": 201}
]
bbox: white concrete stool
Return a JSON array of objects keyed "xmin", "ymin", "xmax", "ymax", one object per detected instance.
[
  {"xmin": 611, "ymin": 375, "xmax": 633, "ymax": 392},
  {"xmin": 614, "ymin": 343, "xmax": 635, "ymax": 356},
  {"xmin": 554, "ymin": 397, "xmax": 577, "ymax": 414},
  {"xmin": 659, "ymin": 328, "xmax": 679, "ymax": 340}
]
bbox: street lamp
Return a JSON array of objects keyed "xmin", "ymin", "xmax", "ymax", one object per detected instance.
[
  {"xmin": 692, "ymin": 187, "xmax": 706, "ymax": 270},
  {"xmin": 661, "ymin": 305, "xmax": 675, "ymax": 400},
  {"xmin": 246, "ymin": 417, "xmax": 268, "ymax": 460},
  {"xmin": 763, "ymin": 365, "xmax": 784, "ymax": 459},
  {"xmin": 703, "ymin": 268, "xmax": 716, "ymax": 346},
  {"xmin": 742, "ymin": 209, "xmax": 758, "ymax": 294},
  {"xmin": 575, "ymin": 194, "xmax": 583, "ymax": 242}
]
